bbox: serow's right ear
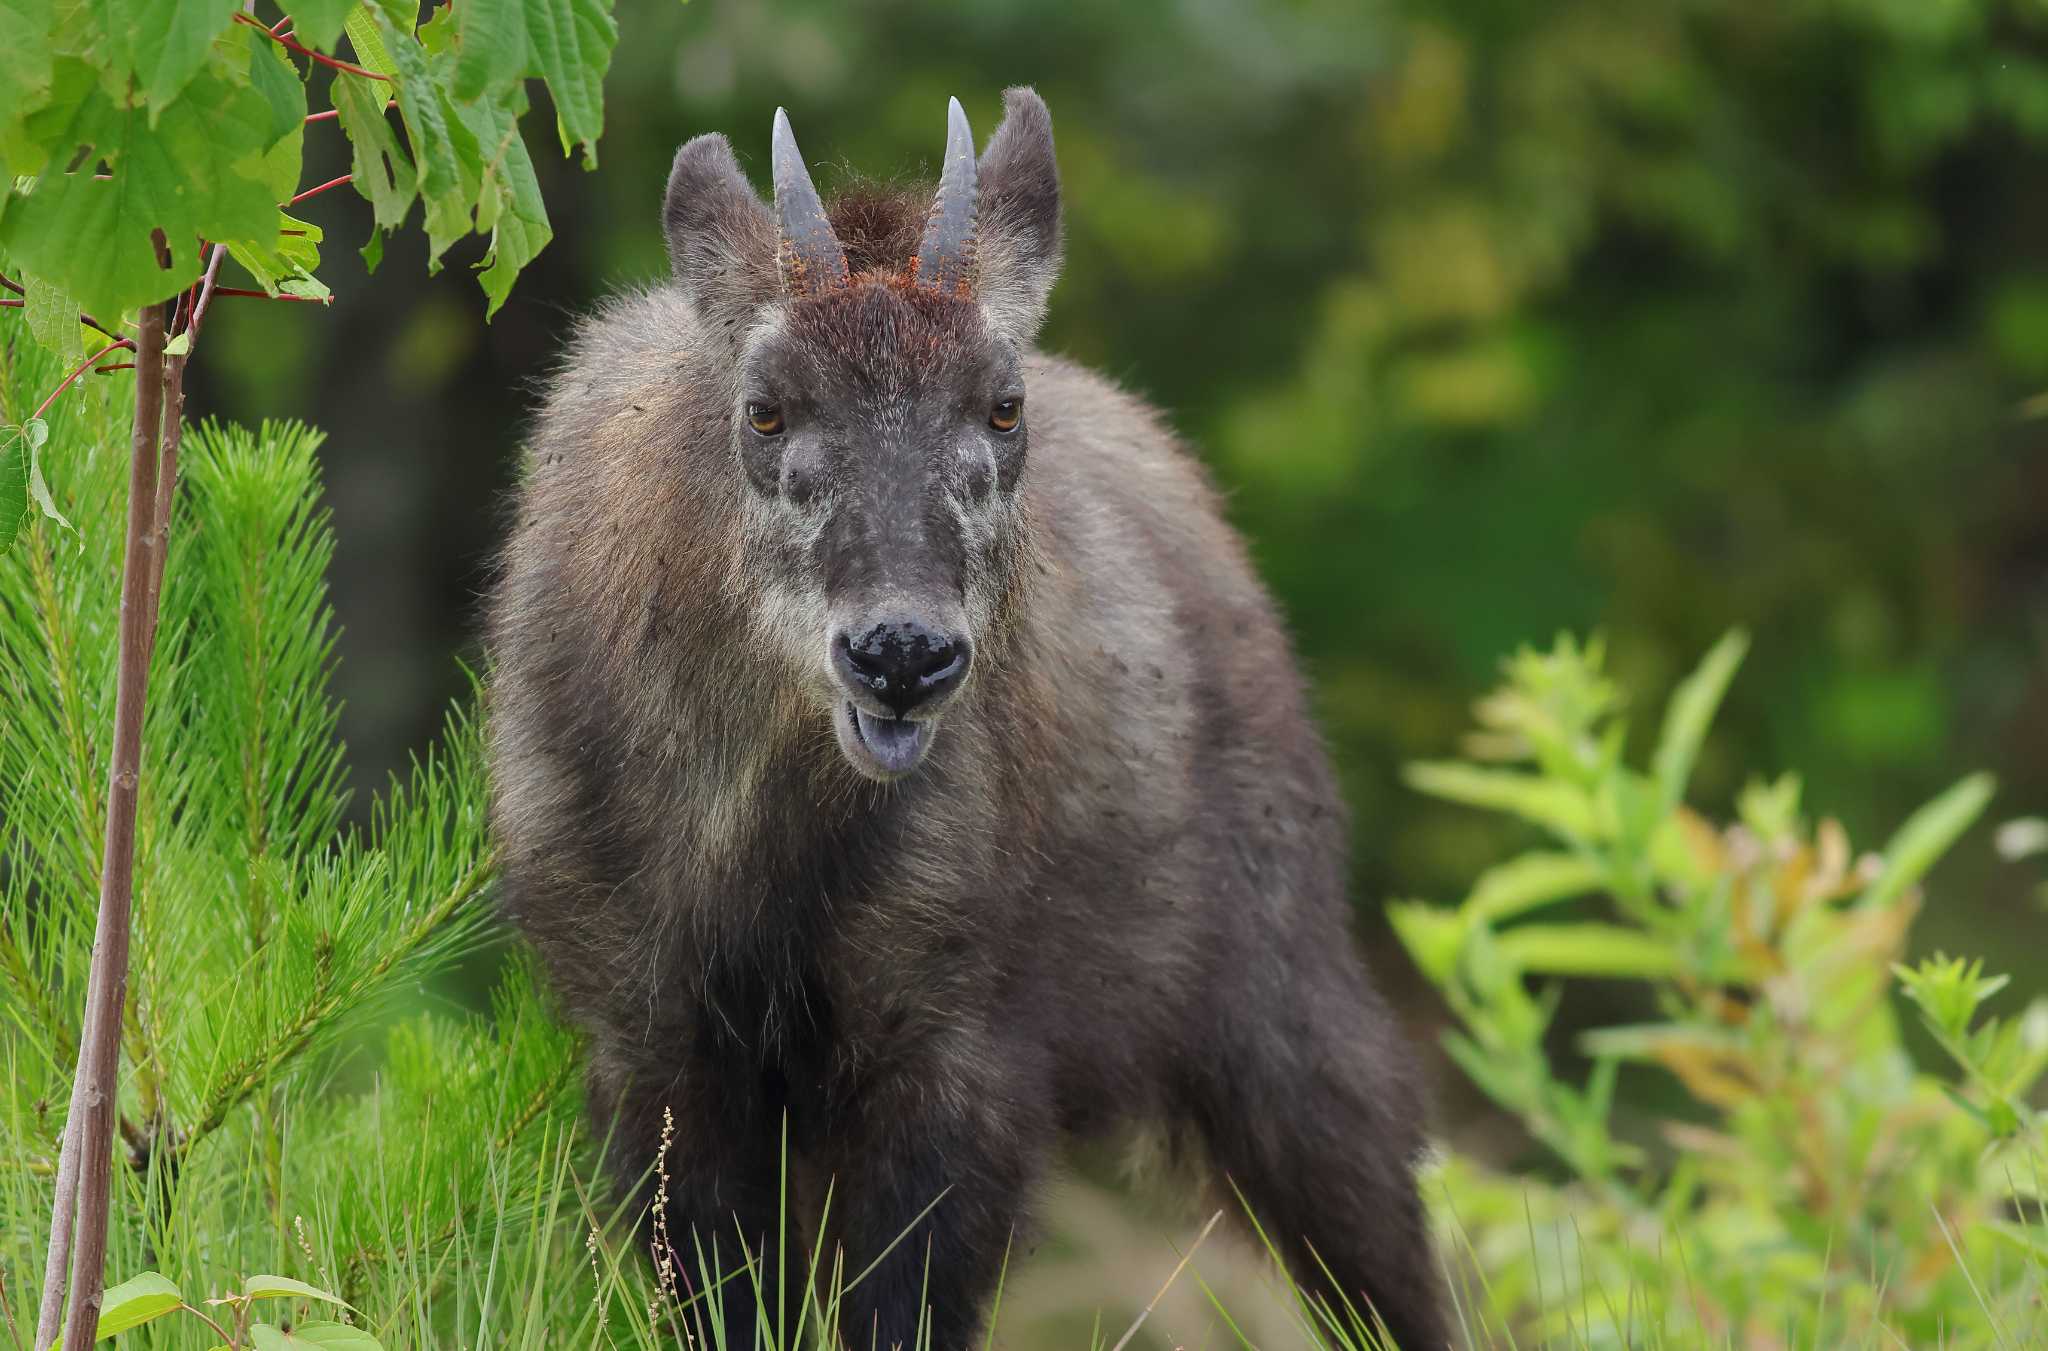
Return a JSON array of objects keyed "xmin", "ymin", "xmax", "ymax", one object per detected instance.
[{"xmin": 663, "ymin": 133, "xmax": 779, "ymax": 336}]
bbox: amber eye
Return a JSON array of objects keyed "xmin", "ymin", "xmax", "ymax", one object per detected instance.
[
  {"xmin": 746, "ymin": 402, "xmax": 785, "ymax": 436},
  {"xmin": 989, "ymin": 399, "xmax": 1022, "ymax": 433}
]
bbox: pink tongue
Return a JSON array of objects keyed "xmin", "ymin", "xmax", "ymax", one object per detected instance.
[{"xmin": 855, "ymin": 706, "xmax": 928, "ymax": 773}]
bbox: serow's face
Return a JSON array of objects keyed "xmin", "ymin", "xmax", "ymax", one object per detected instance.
[
  {"xmin": 662, "ymin": 91, "xmax": 1062, "ymax": 781},
  {"xmin": 738, "ymin": 291, "xmax": 1028, "ymax": 779}
]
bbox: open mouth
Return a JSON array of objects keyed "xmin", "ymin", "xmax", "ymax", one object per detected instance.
[{"xmin": 836, "ymin": 701, "xmax": 937, "ymax": 779}]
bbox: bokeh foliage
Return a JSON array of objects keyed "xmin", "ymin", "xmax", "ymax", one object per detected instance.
[{"xmin": 1394, "ymin": 633, "xmax": 2046, "ymax": 1346}]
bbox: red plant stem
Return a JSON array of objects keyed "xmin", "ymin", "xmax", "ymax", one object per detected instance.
[
  {"xmin": 304, "ymin": 99, "xmax": 394, "ymax": 125},
  {"xmin": 0, "ymin": 272, "xmax": 23, "ymax": 296},
  {"xmin": 51, "ymin": 301, "xmax": 168, "ymax": 1351},
  {"xmin": 233, "ymin": 12, "xmax": 390, "ymax": 81},
  {"xmin": 93, "ymin": 363, "xmax": 137, "ymax": 374},
  {"xmin": 210, "ymin": 288, "xmax": 327, "ymax": 303},
  {"xmin": 29, "ymin": 341, "xmax": 139, "ymax": 424},
  {"xmin": 0, "ymin": 298, "xmax": 19, "ymax": 308},
  {"xmin": 287, "ymin": 173, "xmax": 354, "ymax": 207}
]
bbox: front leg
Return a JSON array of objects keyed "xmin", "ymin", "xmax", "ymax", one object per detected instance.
[
  {"xmin": 589, "ymin": 1039, "xmax": 792, "ymax": 1346},
  {"xmin": 821, "ymin": 1032, "xmax": 1050, "ymax": 1350}
]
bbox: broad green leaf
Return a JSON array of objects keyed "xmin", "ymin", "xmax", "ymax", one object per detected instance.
[
  {"xmin": 455, "ymin": 0, "xmax": 526, "ymax": 100},
  {"xmin": 342, "ymin": 5, "xmax": 398, "ymax": 77},
  {"xmin": 465, "ymin": 94, "xmax": 551, "ymax": 315},
  {"xmin": 1651, "ymin": 628, "xmax": 1747, "ymax": 812},
  {"xmin": 259, "ymin": 121, "xmax": 306, "ymax": 205},
  {"xmin": 23, "ymin": 417, "xmax": 71, "ymax": 535},
  {"xmin": 1463, "ymin": 851, "xmax": 1606, "ymax": 924},
  {"xmin": 381, "ymin": 18, "xmax": 480, "ymax": 265},
  {"xmin": 281, "ymin": 0, "xmax": 360, "ymax": 52},
  {"xmin": 1494, "ymin": 923, "xmax": 1678, "ymax": 978},
  {"xmin": 0, "ymin": 0, "xmax": 54, "ymax": 112},
  {"xmin": 294, "ymin": 1323, "xmax": 383, "ymax": 1349},
  {"xmin": 5, "ymin": 54, "xmax": 94, "ymax": 178},
  {"xmin": 225, "ymin": 210, "xmax": 323, "ymax": 295},
  {"xmin": 334, "ymin": 71, "xmax": 416, "ymax": 232},
  {"xmin": 1857, "ymin": 772, "xmax": 1996, "ymax": 910},
  {"xmin": 523, "ymin": 0, "xmax": 616, "ymax": 165},
  {"xmin": 244, "ymin": 29, "xmax": 310, "ymax": 148},
  {"xmin": 103, "ymin": 0, "xmax": 244, "ymax": 116},
  {"xmin": 1404, "ymin": 761, "xmax": 1601, "ymax": 840},
  {"xmin": 93, "ymin": 1271, "xmax": 184, "ymax": 1339},
  {"xmin": 21, "ymin": 272, "xmax": 82, "ymax": 358},
  {"xmin": 0, "ymin": 423, "xmax": 27, "ymax": 552},
  {"xmin": 243, "ymin": 1275, "xmax": 353, "ymax": 1309},
  {"xmin": 251, "ymin": 1322, "xmax": 383, "ymax": 1350},
  {"xmin": 0, "ymin": 68, "xmax": 278, "ymax": 315}
]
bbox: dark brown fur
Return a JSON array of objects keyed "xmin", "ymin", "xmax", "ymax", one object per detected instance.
[{"xmin": 487, "ymin": 89, "xmax": 1447, "ymax": 1349}]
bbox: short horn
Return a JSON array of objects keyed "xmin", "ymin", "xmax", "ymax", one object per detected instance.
[
  {"xmin": 771, "ymin": 107, "xmax": 848, "ymax": 295},
  {"xmin": 912, "ymin": 97, "xmax": 977, "ymax": 295}
]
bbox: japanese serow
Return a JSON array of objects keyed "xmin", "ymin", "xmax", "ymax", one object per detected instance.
[{"xmin": 486, "ymin": 88, "xmax": 1448, "ymax": 1349}]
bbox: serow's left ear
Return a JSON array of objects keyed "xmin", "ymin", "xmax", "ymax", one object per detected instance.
[{"xmin": 974, "ymin": 88, "xmax": 1062, "ymax": 344}]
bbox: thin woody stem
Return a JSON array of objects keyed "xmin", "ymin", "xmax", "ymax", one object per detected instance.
[{"xmin": 47, "ymin": 300, "xmax": 169, "ymax": 1351}]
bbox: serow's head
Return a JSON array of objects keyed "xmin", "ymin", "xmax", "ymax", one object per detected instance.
[{"xmin": 662, "ymin": 90, "xmax": 1061, "ymax": 781}]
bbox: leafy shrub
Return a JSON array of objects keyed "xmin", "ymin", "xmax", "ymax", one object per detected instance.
[{"xmin": 1395, "ymin": 634, "xmax": 2048, "ymax": 1347}]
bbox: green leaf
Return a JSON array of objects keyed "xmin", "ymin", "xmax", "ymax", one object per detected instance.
[
  {"xmin": 334, "ymin": 71, "xmax": 416, "ymax": 233},
  {"xmin": 244, "ymin": 29, "xmax": 310, "ymax": 149},
  {"xmin": 1493, "ymin": 923, "xmax": 1678, "ymax": 978},
  {"xmin": 381, "ymin": 15, "xmax": 481, "ymax": 266},
  {"xmin": 1857, "ymin": 772, "xmax": 1996, "ymax": 910},
  {"xmin": 103, "ymin": 0, "xmax": 244, "ymax": 116},
  {"xmin": 225, "ymin": 210, "xmax": 324, "ymax": 296},
  {"xmin": 0, "ymin": 0, "xmax": 54, "ymax": 114},
  {"xmin": 522, "ymin": 0, "xmax": 616, "ymax": 165},
  {"xmin": 1404, "ymin": 760, "xmax": 1601, "ymax": 840},
  {"xmin": 250, "ymin": 1322, "xmax": 383, "ymax": 1350},
  {"xmin": 243, "ymin": 1275, "xmax": 353, "ymax": 1309},
  {"xmin": 465, "ymin": 94, "xmax": 551, "ymax": 315},
  {"xmin": 1387, "ymin": 900, "xmax": 1465, "ymax": 988},
  {"xmin": 0, "ymin": 67, "xmax": 278, "ymax": 315},
  {"xmin": 164, "ymin": 332, "xmax": 192, "ymax": 356},
  {"xmin": 258, "ymin": 121, "xmax": 306, "ymax": 207},
  {"xmin": 342, "ymin": 4, "xmax": 398, "ymax": 77},
  {"xmin": 455, "ymin": 0, "xmax": 526, "ymax": 100},
  {"xmin": 93, "ymin": 1271, "xmax": 184, "ymax": 1339},
  {"xmin": 1651, "ymin": 628, "xmax": 1747, "ymax": 812},
  {"xmin": 281, "ymin": 0, "xmax": 360, "ymax": 52},
  {"xmin": 21, "ymin": 272, "xmax": 83, "ymax": 358},
  {"xmin": 1577, "ymin": 1021, "xmax": 1742, "ymax": 1062},
  {"xmin": 24, "ymin": 417, "xmax": 71, "ymax": 535},
  {"xmin": 0, "ymin": 423, "xmax": 27, "ymax": 552},
  {"xmin": 1463, "ymin": 850, "xmax": 1606, "ymax": 924}
]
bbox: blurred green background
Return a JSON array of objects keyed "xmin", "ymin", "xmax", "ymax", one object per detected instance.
[{"xmin": 191, "ymin": 0, "xmax": 2047, "ymax": 1054}]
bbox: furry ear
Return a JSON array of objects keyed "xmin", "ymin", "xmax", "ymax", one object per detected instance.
[
  {"xmin": 663, "ymin": 133, "xmax": 779, "ymax": 337},
  {"xmin": 974, "ymin": 88, "xmax": 1063, "ymax": 343}
]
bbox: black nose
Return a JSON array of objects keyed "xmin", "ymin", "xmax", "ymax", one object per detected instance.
[{"xmin": 834, "ymin": 620, "xmax": 970, "ymax": 717}]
